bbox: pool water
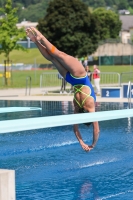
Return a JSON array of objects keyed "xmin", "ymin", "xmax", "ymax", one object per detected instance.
[{"xmin": 0, "ymin": 100, "xmax": 133, "ymax": 200}]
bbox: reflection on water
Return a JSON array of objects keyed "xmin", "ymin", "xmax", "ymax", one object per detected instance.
[
  {"xmin": 76, "ymin": 179, "xmax": 99, "ymax": 200},
  {"xmin": 127, "ymin": 117, "xmax": 132, "ymax": 133}
]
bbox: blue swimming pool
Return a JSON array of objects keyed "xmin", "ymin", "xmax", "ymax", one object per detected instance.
[{"xmin": 0, "ymin": 100, "xmax": 133, "ymax": 200}]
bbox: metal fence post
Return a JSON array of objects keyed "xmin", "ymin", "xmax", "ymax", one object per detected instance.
[{"xmin": 25, "ymin": 76, "xmax": 31, "ymax": 96}]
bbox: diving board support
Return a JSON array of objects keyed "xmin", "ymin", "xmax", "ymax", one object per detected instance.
[
  {"xmin": 0, "ymin": 169, "xmax": 16, "ymax": 200},
  {"xmin": 0, "ymin": 109, "xmax": 133, "ymax": 133}
]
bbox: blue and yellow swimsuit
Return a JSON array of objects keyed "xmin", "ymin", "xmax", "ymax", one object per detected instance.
[{"xmin": 65, "ymin": 71, "xmax": 96, "ymax": 108}]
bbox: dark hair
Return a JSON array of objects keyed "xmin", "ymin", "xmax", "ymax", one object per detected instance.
[{"xmin": 78, "ymin": 108, "xmax": 92, "ymax": 127}]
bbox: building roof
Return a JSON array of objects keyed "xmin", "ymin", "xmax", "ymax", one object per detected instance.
[
  {"xmin": 120, "ymin": 15, "xmax": 133, "ymax": 31},
  {"xmin": 16, "ymin": 21, "xmax": 38, "ymax": 29}
]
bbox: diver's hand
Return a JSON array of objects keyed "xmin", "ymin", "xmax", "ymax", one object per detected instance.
[
  {"xmin": 80, "ymin": 141, "xmax": 92, "ymax": 152},
  {"xmin": 88, "ymin": 145, "xmax": 94, "ymax": 151},
  {"xmin": 30, "ymin": 27, "xmax": 43, "ymax": 41}
]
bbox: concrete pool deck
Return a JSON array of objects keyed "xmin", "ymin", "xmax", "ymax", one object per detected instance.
[{"xmin": 0, "ymin": 87, "xmax": 129, "ymax": 102}]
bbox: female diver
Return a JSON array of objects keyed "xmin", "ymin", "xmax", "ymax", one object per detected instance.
[{"xmin": 26, "ymin": 27, "xmax": 100, "ymax": 152}]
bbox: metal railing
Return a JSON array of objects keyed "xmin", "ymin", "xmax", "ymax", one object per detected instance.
[
  {"xmin": 91, "ymin": 72, "xmax": 120, "ymax": 86},
  {"xmin": 40, "ymin": 72, "xmax": 72, "ymax": 93},
  {"xmin": 25, "ymin": 76, "xmax": 31, "ymax": 96},
  {"xmin": 40, "ymin": 72, "xmax": 121, "ymax": 92},
  {"xmin": 127, "ymin": 81, "xmax": 132, "ymax": 108},
  {"xmin": 120, "ymin": 72, "xmax": 133, "ymax": 85}
]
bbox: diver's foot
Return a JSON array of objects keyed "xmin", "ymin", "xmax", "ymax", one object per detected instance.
[
  {"xmin": 26, "ymin": 28, "xmax": 36, "ymax": 42},
  {"xmin": 30, "ymin": 27, "xmax": 43, "ymax": 41}
]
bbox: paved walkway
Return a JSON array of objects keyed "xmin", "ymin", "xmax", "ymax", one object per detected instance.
[{"xmin": 0, "ymin": 87, "xmax": 129, "ymax": 102}]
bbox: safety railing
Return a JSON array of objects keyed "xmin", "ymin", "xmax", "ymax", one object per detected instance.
[
  {"xmin": 120, "ymin": 72, "xmax": 133, "ymax": 85},
  {"xmin": 40, "ymin": 72, "xmax": 72, "ymax": 93},
  {"xmin": 127, "ymin": 81, "xmax": 132, "ymax": 108},
  {"xmin": 91, "ymin": 72, "xmax": 120, "ymax": 86},
  {"xmin": 40, "ymin": 72, "xmax": 121, "ymax": 92},
  {"xmin": 25, "ymin": 76, "xmax": 31, "ymax": 96}
]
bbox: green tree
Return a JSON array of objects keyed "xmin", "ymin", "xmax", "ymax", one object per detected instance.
[
  {"xmin": 128, "ymin": 6, "xmax": 133, "ymax": 14},
  {"xmin": 0, "ymin": 0, "xmax": 27, "ymax": 85},
  {"xmin": 1, "ymin": 0, "xmax": 133, "ymax": 22},
  {"xmin": 92, "ymin": 8, "xmax": 122, "ymax": 40},
  {"xmin": 18, "ymin": 3, "xmax": 46, "ymax": 22},
  {"xmin": 117, "ymin": 0, "xmax": 128, "ymax": 10},
  {"xmin": 128, "ymin": 0, "xmax": 133, "ymax": 7},
  {"xmin": 37, "ymin": 0, "xmax": 100, "ymax": 57},
  {"xmin": 0, "ymin": 0, "xmax": 26, "ymax": 61}
]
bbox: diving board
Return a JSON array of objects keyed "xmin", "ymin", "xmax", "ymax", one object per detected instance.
[
  {"xmin": 0, "ymin": 109, "xmax": 133, "ymax": 133},
  {"xmin": 0, "ymin": 107, "xmax": 41, "ymax": 113}
]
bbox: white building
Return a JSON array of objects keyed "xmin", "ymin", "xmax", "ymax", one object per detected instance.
[
  {"xmin": 120, "ymin": 15, "xmax": 133, "ymax": 43},
  {"xmin": 119, "ymin": 10, "xmax": 130, "ymax": 15},
  {"xmin": 16, "ymin": 20, "xmax": 38, "ymax": 29}
]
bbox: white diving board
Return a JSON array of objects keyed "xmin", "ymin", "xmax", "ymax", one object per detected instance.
[
  {"xmin": 0, "ymin": 109, "xmax": 133, "ymax": 134},
  {"xmin": 0, "ymin": 107, "xmax": 41, "ymax": 113}
]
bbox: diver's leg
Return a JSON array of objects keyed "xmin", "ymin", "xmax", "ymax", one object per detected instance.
[
  {"xmin": 29, "ymin": 27, "xmax": 86, "ymax": 77},
  {"xmin": 26, "ymin": 28, "xmax": 67, "ymax": 77}
]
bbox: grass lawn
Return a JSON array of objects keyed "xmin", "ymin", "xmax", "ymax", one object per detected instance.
[
  {"xmin": 99, "ymin": 65, "xmax": 133, "ymax": 73},
  {"xmin": 0, "ymin": 49, "xmax": 133, "ymax": 88},
  {"xmin": 0, "ymin": 65, "xmax": 132, "ymax": 89},
  {"xmin": 0, "ymin": 49, "xmax": 51, "ymax": 64},
  {"xmin": 0, "ymin": 69, "xmax": 57, "ymax": 89}
]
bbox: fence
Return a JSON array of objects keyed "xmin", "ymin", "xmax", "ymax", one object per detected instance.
[
  {"xmin": 0, "ymin": 65, "xmax": 131, "ymax": 89},
  {"xmin": 91, "ymin": 72, "xmax": 120, "ymax": 86},
  {"xmin": 40, "ymin": 72, "xmax": 121, "ymax": 92},
  {"xmin": 25, "ymin": 76, "xmax": 31, "ymax": 96},
  {"xmin": 17, "ymin": 40, "xmax": 37, "ymax": 49},
  {"xmin": 40, "ymin": 72, "xmax": 73, "ymax": 93},
  {"xmin": 91, "ymin": 42, "xmax": 133, "ymax": 66},
  {"xmin": 0, "ymin": 63, "xmax": 35, "ymax": 72},
  {"xmin": 10, "ymin": 40, "xmax": 133, "ymax": 66},
  {"xmin": 88, "ymin": 55, "xmax": 133, "ymax": 66},
  {"xmin": 120, "ymin": 72, "xmax": 133, "ymax": 84},
  {"xmin": 16, "ymin": 40, "xmax": 133, "ymax": 66}
]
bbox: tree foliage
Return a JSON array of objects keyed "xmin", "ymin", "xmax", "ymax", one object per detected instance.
[
  {"xmin": 93, "ymin": 8, "xmax": 122, "ymax": 40},
  {"xmin": 0, "ymin": 0, "xmax": 133, "ymax": 22},
  {"xmin": 37, "ymin": 0, "xmax": 100, "ymax": 57},
  {"xmin": 0, "ymin": 0, "xmax": 26, "ymax": 61},
  {"xmin": 18, "ymin": 3, "xmax": 45, "ymax": 22},
  {"xmin": 37, "ymin": 0, "xmax": 121, "ymax": 57},
  {"xmin": 82, "ymin": 0, "xmax": 132, "ymax": 10},
  {"xmin": 12, "ymin": 0, "xmax": 50, "ymax": 22}
]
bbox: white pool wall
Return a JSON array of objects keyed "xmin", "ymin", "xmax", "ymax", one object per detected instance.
[{"xmin": 0, "ymin": 169, "xmax": 15, "ymax": 200}]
